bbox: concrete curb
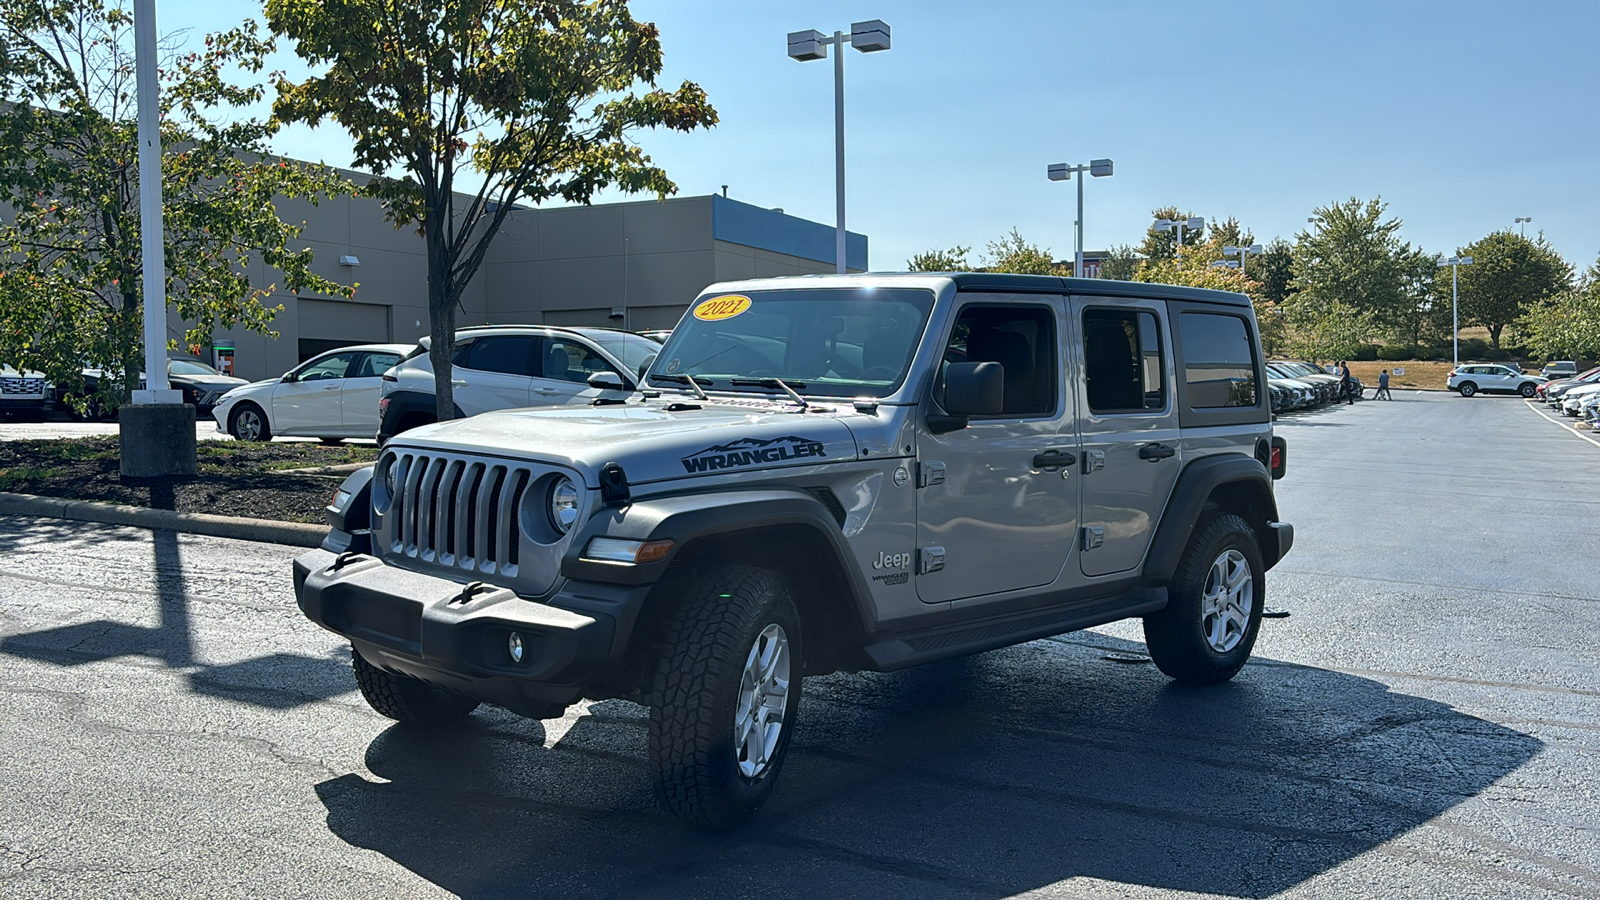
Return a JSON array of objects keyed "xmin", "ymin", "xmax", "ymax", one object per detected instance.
[
  {"xmin": 0, "ymin": 491, "xmax": 329, "ymax": 547},
  {"xmin": 273, "ymin": 462, "xmax": 374, "ymax": 476}
]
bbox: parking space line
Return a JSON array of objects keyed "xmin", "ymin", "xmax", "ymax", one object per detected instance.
[{"xmin": 1523, "ymin": 399, "xmax": 1600, "ymax": 449}]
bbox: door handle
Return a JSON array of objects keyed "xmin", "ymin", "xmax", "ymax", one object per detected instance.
[
  {"xmin": 1139, "ymin": 442, "xmax": 1176, "ymax": 461},
  {"xmin": 533, "ymin": 387, "xmax": 560, "ymax": 395},
  {"xmin": 1032, "ymin": 449, "xmax": 1076, "ymax": 470},
  {"xmin": 450, "ymin": 379, "xmax": 468, "ymax": 386}
]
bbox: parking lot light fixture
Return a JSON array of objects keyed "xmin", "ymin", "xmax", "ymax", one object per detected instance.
[
  {"xmin": 1223, "ymin": 244, "xmax": 1263, "ymax": 277},
  {"xmin": 1515, "ymin": 216, "xmax": 1532, "ymax": 237},
  {"xmin": 1439, "ymin": 255, "xmax": 1475, "ymax": 367},
  {"xmin": 1047, "ymin": 158, "xmax": 1114, "ymax": 277},
  {"xmin": 1153, "ymin": 216, "xmax": 1205, "ymax": 266},
  {"xmin": 787, "ymin": 19, "xmax": 891, "ymax": 274}
]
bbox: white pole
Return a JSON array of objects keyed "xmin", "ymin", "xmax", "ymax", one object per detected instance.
[
  {"xmin": 832, "ymin": 31, "xmax": 846, "ymax": 274},
  {"xmin": 1452, "ymin": 261, "xmax": 1459, "ymax": 368},
  {"xmin": 133, "ymin": 0, "xmax": 171, "ymax": 399},
  {"xmin": 1074, "ymin": 166, "xmax": 1084, "ymax": 278}
]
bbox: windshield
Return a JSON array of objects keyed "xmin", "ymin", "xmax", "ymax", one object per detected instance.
[
  {"xmin": 648, "ymin": 287, "xmax": 936, "ymax": 399},
  {"xmin": 589, "ymin": 332, "xmax": 662, "ymax": 375}
]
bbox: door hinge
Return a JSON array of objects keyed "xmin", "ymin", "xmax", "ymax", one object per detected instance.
[
  {"xmin": 1082, "ymin": 450, "xmax": 1105, "ymax": 475},
  {"xmin": 917, "ymin": 460, "xmax": 946, "ymax": 488},
  {"xmin": 1081, "ymin": 526, "xmax": 1105, "ymax": 551},
  {"xmin": 919, "ymin": 545, "xmax": 946, "ymax": 574}
]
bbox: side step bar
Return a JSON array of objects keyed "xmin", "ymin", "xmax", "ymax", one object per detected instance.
[{"xmin": 861, "ymin": 587, "xmax": 1168, "ymax": 671}]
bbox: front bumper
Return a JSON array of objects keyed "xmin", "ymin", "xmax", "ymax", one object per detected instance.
[{"xmin": 293, "ymin": 548, "xmax": 647, "ymax": 718}]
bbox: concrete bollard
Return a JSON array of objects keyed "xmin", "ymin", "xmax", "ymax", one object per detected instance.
[{"xmin": 119, "ymin": 403, "xmax": 198, "ymax": 478}]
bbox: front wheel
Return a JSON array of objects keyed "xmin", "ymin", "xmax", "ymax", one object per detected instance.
[
  {"xmin": 351, "ymin": 646, "xmax": 480, "ymax": 727},
  {"xmin": 228, "ymin": 403, "xmax": 271, "ymax": 441},
  {"xmin": 649, "ymin": 565, "xmax": 802, "ymax": 828},
  {"xmin": 1458, "ymin": 382, "xmax": 1477, "ymax": 397},
  {"xmin": 1520, "ymin": 382, "xmax": 1538, "ymax": 398},
  {"xmin": 1143, "ymin": 513, "xmax": 1265, "ymax": 685}
]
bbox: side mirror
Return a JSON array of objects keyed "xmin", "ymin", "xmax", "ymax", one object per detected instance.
[
  {"xmin": 929, "ymin": 361, "xmax": 1003, "ymax": 434},
  {"xmin": 281, "ymin": 372, "xmax": 298, "ymax": 383},
  {"xmin": 587, "ymin": 371, "xmax": 627, "ymax": 391}
]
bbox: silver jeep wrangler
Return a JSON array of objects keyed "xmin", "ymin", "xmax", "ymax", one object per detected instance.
[{"xmin": 294, "ymin": 272, "xmax": 1292, "ymax": 827}]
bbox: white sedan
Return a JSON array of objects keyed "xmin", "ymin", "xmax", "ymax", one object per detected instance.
[{"xmin": 212, "ymin": 343, "xmax": 411, "ymax": 442}]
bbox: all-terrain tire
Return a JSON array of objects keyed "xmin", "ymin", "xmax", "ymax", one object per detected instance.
[
  {"xmin": 648, "ymin": 565, "xmax": 803, "ymax": 828},
  {"xmin": 351, "ymin": 646, "xmax": 479, "ymax": 727},
  {"xmin": 1143, "ymin": 513, "xmax": 1266, "ymax": 685}
]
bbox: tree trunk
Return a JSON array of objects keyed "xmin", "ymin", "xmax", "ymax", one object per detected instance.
[
  {"xmin": 1489, "ymin": 323, "xmax": 1503, "ymax": 349},
  {"xmin": 425, "ymin": 212, "xmax": 456, "ymax": 422}
]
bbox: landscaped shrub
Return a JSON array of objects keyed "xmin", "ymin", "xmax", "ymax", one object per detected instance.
[
  {"xmin": 1352, "ymin": 344, "xmax": 1379, "ymax": 361},
  {"xmin": 1482, "ymin": 347, "xmax": 1511, "ymax": 360},
  {"xmin": 1378, "ymin": 344, "xmax": 1414, "ymax": 361}
]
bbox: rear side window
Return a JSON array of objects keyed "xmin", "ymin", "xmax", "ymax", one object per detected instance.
[
  {"xmin": 457, "ymin": 336, "xmax": 538, "ymax": 376},
  {"xmin": 539, "ymin": 339, "xmax": 618, "ymax": 383},
  {"xmin": 1083, "ymin": 308, "xmax": 1165, "ymax": 413},
  {"xmin": 1179, "ymin": 313, "xmax": 1257, "ymax": 409},
  {"xmin": 352, "ymin": 352, "xmax": 400, "ymax": 378}
]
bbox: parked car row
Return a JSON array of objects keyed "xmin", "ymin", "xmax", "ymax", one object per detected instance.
[
  {"xmin": 1535, "ymin": 365, "xmax": 1600, "ymax": 418},
  {"xmin": 211, "ymin": 326, "xmax": 663, "ymax": 444},
  {"xmin": 1265, "ymin": 361, "xmax": 1362, "ymax": 414}
]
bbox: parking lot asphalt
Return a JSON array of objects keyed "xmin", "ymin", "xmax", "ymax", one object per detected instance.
[{"xmin": 0, "ymin": 391, "xmax": 1596, "ymax": 898}]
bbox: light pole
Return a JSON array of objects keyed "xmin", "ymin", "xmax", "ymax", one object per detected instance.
[
  {"xmin": 1514, "ymin": 216, "xmax": 1532, "ymax": 237},
  {"xmin": 1439, "ymin": 255, "xmax": 1474, "ymax": 367},
  {"xmin": 1047, "ymin": 159, "xmax": 1114, "ymax": 277},
  {"xmin": 1224, "ymin": 244, "xmax": 1263, "ymax": 277},
  {"xmin": 1153, "ymin": 216, "xmax": 1205, "ymax": 266},
  {"xmin": 787, "ymin": 20, "xmax": 891, "ymax": 274}
]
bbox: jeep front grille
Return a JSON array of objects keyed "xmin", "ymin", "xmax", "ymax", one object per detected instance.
[{"xmin": 386, "ymin": 452, "xmax": 533, "ymax": 575}]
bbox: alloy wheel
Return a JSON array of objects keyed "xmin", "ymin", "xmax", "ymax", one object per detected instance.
[
  {"xmin": 1200, "ymin": 549, "xmax": 1253, "ymax": 653},
  {"xmin": 733, "ymin": 623, "xmax": 791, "ymax": 780}
]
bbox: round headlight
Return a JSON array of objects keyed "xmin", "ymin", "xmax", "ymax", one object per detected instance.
[
  {"xmin": 548, "ymin": 477, "xmax": 580, "ymax": 533},
  {"xmin": 383, "ymin": 458, "xmax": 399, "ymax": 497}
]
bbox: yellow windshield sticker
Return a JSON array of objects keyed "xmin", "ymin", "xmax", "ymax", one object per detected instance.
[{"xmin": 693, "ymin": 295, "xmax": 752, "ymax": 322}]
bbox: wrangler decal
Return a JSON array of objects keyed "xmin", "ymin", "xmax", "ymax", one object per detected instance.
[{"xmin": 681, "ymin": 436, "xmax": 827, "ymax": 474}]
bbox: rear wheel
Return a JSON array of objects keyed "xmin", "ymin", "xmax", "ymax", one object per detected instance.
[
  {"xmin": 1458, "ymin": 382, "xmax": 1477, "ymax": 397},
  {"xmin": 1144, "ymin": 513, "xmax": 1265, "ymax": 685},
  {"xmin": 351, "ymin": 646, "xmax": 479, "ymax": 727},
  {"xmin": 228, "ymin": 402, "xmax": 271, "ymax": 441},
  {"xmin": 649, "ymin": 565, "xmax": 802, "ymax": 828}
]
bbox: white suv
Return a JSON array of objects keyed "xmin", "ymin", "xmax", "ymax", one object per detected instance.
[
  {"xmin": 377, "ymin": 325, "xmax": 661, "ymax": 443},
  {"xmin": 1447, "ymin": 364, "xmax": 1545, "ymax": 398},
  {"xmin": 0, "ymin": 366, "xmax": 51, "ymax": 421}
]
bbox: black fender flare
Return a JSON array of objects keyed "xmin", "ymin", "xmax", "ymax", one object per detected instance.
[
  {"xmin": 1142, "ymin": 454, "xmax": 1285, "ymax": 581},
  {"xmin": 560, "ymin": 488, "xmax": 878, "ymax": 631},
  {"xmin": 320, "ymin": 466, "xmax": 374, "ymax": 555}
]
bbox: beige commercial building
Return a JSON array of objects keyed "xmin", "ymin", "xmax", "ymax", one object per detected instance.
[{"xmin": 203, "ymin": 192, "xmax": 867, "ymax": 382}]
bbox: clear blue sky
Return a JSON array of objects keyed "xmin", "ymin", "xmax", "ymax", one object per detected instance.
[{"xmin": 164, "ymin": 0, "xmax": 1600, "ymax": 274}]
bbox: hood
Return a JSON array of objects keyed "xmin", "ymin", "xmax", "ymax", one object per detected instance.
[
  {"xmin": 175, "ymin": 373, "xmax": 248, "ymax": 387},
  {"xmin": 391, "ymin": 398, "xmax": 865, "ymax": 487}
]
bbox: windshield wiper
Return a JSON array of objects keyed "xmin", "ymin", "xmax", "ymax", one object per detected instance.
[
  {"xmin": 731, "ymin": 377, "xmax": 808, "ymax": 409},
  {"xmin": 651, "ymin": 373, "xmax": 710, "ymax": 400}
]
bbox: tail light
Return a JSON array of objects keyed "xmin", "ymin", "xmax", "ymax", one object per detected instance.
[
  {"xmin": 1270, "ymin": 436, "xmax": 1287, "ymax": 480},
  {"xmin": 378, "ymin": 395, "xmax": 391, "ymax": 414}
]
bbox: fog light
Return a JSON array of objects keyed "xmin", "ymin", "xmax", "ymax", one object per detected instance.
[{"xmin": 507, "ymin": 632, "xmax": 525, "ymax": 664}]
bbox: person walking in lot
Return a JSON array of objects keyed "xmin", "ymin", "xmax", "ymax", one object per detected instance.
[
  {"xmin": 1375, "ymin": 369, "xmax": 1392, "ymax": 400},
  {"xmin": 1340, "ymin": 362, "xmax": 1355, "ymax": 404}
]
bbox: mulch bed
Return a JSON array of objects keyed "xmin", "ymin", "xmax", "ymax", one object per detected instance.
[{"xmin": 0, "ymin": 437, "xmax": 379, "ymax": 524}]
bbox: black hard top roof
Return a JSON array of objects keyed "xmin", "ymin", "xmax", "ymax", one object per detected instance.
[{"xmin": 940, "ymin": 272, "xmax": 1252, "ymax": 308}]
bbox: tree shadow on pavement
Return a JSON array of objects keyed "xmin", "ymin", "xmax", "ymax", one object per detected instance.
[{"xmin": 312, "ymin": 635, "xmax": 1543, "ymax": 899}]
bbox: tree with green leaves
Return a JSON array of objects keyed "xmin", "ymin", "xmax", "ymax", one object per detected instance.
[
  {"xmin": 1096, "ymin": 244, "xmax": 1140, "ymax": 281},
  {"xmin": 907, "ymin": 246, "xmax": 972, "ymax": 272},
  {"xmin": 266, "ymin": 0, "xmax": 717, "ymax": 420},
  {"xmin": 1133, "ymin": 241, "xmax": 1255, "ymax": 295},
  {"xmin": 1294, "ymin": 197, "xmax": 1417, "ymax": 338},
  {"xmin": 0, "ymin": 0, "xmax": 353, "ymax": 410},
  {"xmin": 1448, "ymin": 231, "xmax": 1573, "ymax": 349},
  {"xmin": 1249, "ymin": 239, "xmax": 1295, "ymax": 308},
  {"xmin": 1279, "ymin": 299, "xmax": 1377, "ymax": 364},
  {"xmin": 981, "ymin": 229, "xmax": 1061, "ymax": 275}
]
